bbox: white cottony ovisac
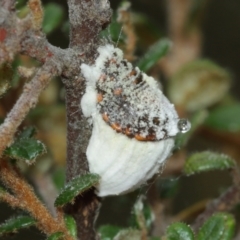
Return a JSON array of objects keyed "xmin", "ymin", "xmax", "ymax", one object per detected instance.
[
  {"xmin": 80, "ymin": 44, "xmax": 190, "ymax": 197},
  {"xmin": 87, "ymin": 114, "xmax": 174, "ymax": 196}
]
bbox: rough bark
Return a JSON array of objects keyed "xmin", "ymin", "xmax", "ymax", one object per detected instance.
[
  {"xmin": 63, "ymin": 1, "xmax": 112, "ymax": 239},
  {"xmin": 0, "ymin": 0, "xmax": 112, "ymax": 239}
]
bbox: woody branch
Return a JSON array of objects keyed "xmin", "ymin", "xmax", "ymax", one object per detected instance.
[{"xmin": 0, "ymin": 0, "xmax": 112, "ymax": 239}]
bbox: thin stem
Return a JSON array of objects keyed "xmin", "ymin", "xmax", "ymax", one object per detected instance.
[
  {"xmin": 167, "ymin": 0, "xmax": 191, "ymax": 39},
  {"xmin": 160, "ymin": 0, "xmax": 201, "ymax": 77},
  {"xmin": 0, "ymin": 61, "xmax": 59, "ymax": 156},
  {"xmin": 0, "ymin": 191, "xmax": 23, "ymax": 209},
  {"xmin": 192, "ymin": 185, "xmax": 240, "ymax": 231},
  {"xmin": 28, "ymin": 0, "xmax": 44, "ymax": 31},
  {"xmin": 64, "ymin": 1, "xmax": 111, "ymax": 239},
  {"xmin": 0, "ymin": 160, "xmax": 72, "ymax": 239},
  {"xmin": 192, "ymin": 165, "xmax": 240, "ymax": 231}
]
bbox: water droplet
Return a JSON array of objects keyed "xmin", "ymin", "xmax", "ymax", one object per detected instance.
[{"xmin": 178, "ymin": 119, "xmax": 191, "ymax": 133}]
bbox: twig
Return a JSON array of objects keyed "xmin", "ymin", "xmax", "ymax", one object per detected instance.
[
  {"xmin": 0, "ymin": 61, "xmax": 60, "ymax": 156},
  {"xmin": 0, "ymin": 2, "xmax": 65, "ymax": 67},
  {"xmin": 0, "ymin": 191, "xmax": 24, "ymax": 209},
  {"xmin": 64, "ymin": 1, "xmax": 112, "ymax": 239},
  {"xmin": 0, "ymin": 6, "xmax": 19, "ymax": 64},
  {"xmin": 173, "ymin": 199, "xmax": 210, "ymax": 222},
  {"xmin": 160, "ymin": 0, "xmax": 201, "ymax": 77},
  {"xmin": 1, "ymin": 0, "xmax": 113, "ymax": 239},
  {"xmin": 192, "ymin": 185, "xmax": 240, "ymax": 231},
  {"xmin": 167, "ymin": 0, "xmax": 191, "ymax": 40},
  {"xmin": 192, "ymin": 164, "xmax": 240, "ymax": 231},
  {"xmin": 28, "ymin": 0, "xmax": 44, "ymax": 31},
  {"xmin": 0, "ymin": 160, "xmax": 72, "ymax": 239}
]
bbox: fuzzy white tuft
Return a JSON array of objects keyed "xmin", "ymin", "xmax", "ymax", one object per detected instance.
[{"xmin": 80, "ymin": 87, "xmax": 97, "ymax": 117}]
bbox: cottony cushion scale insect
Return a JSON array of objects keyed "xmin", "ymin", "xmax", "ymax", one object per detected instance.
[{"xmin": 80, "ymin": 45, "xmax": 190, "ymax": 197}]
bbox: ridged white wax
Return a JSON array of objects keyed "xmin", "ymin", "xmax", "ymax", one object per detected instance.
[{"xmin": 87, "ymin": 114, "xmax": 174, "ymax": 196}]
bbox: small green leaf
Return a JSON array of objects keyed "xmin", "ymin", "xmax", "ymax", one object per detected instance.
[
  {"xmin": 3, "ymin": 127, "xmax": 45, "ymax": 163},
  {"xmin": 98, "ymin": 225, "xmax": 122, "ymax": 240},
  {"xmin": 137, "ymin": 38, "xmax": 171, "ymax": 72},
  {"xmin": 54, "ymin": 173, "xmax": 100, "ymax": 207},
  {"xmin": 174, "ymin": 110, "xmax": 208, "ymax": 150},
  {"xmin": 43, "ymin": 3, "xmax": 64, "ymax": 34},
  {"xmin": 4, "ymin": 138, "xmax": 46, "ymax": 163},
  {"xmin": 204, "ymin": 103, "xmax": 240, "ymax": 132},
  {"xmin": 166, "ymin": 222, "xmax": 194, "ymax": 240},
  {"xmin": 0, "ymin": 216, "xmax": 36, "ymax": 236},
  {"xmin": 183, "ymin": 151, "xmax": 236, "ymax": 176},
  {"xmin": 196, "ymin": 213, "xmax": 235, "ymax": 240},
  {"xmin": 64, "ymin": 215, "xmax": 77, "ymax": 238},
  {"xmin": 47, "ymin": 232, "xmax": 64, "ymax": 240}
]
